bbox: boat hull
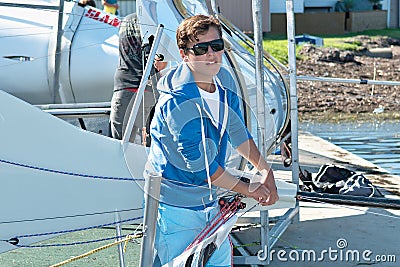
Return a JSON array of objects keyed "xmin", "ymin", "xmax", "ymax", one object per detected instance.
[
  {"xmin": 0, "ymin": 91, "xmax": 146, "ymax": 253},
  {"xmin": 0, "ymin": 1, "xmax": 120, "ymax": 104}
]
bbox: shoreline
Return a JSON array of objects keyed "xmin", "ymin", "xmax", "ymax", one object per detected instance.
[{"xmin": 298, "ymin": 111, "xmax": 400, "ymax": 123}]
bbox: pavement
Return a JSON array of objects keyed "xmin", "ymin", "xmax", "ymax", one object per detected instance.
[{"xmin": 231, "ymin": 131, "xmax": 400, "ymax": 266}]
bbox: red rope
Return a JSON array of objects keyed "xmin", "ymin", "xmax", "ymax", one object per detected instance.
[{"xmin": 185, "ymin": 195, "xmax": 242, "ymax": 251}]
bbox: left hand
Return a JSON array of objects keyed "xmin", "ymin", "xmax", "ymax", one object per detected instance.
[{"xmin": 259, "ymin": 169, "xmax": 279, "ymax": 205}]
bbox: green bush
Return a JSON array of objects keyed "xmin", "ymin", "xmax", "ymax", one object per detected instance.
[{"xmin": 262, "ymin": 28, "xmax": 400, "ymax": 65}]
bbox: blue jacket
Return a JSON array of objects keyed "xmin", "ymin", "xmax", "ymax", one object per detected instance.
[{"xmin": 147, "ymin": 63, "xmax": 252, "ymax": 208}]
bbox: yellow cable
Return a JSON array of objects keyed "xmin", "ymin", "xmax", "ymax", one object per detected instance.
[{"xmin": 49, "ymin": 233, "xmax": 142, "ymax": 267}]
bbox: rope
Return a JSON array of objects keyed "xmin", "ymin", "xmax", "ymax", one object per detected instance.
[
  {"xmin": 10, "ymin": 216, "xmax": 143, "ymax": 248},
  {"xmin": 0, "ymin": 158, "xmax": 143, "ymax": 182},
  {"xmin": 123, "ymin": 223, "xmax": 143, "ymax": 252},
  {"xmin": 0, "ymin": 208, "xmax": 142, "ymax": 225},
  {"xmin": 232, "ymin": 241, "xmax": 259, "ymax": 249},
  {"xmin": 49, "ymin": 232, "xmax": 143, "ymax": 267},
  {"xmin": 185, "ymin": 195, "xmax": 243, "ymax": 251}
]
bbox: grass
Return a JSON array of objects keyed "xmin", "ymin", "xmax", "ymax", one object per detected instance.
[
  {"xmin": 262, "ymin": 28, "xmax": 400, "ymax": 65},
  {"xmin": 0, "ymin": 228, "xmax": 142, "ymax": 267}
]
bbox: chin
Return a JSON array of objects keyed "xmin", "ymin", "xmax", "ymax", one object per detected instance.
[{"xmin": 207, "ymin": 63, "xmax": 221, "ymax": 76}]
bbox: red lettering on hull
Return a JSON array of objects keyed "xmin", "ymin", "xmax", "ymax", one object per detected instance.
[{"xmin": 84, "ymin": 8, "xmax": 121, "ymax": 27}]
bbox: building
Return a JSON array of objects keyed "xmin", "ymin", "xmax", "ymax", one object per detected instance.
[{"xmin": 95, "ymin": 0, "xmax": 399, "ymax": 34}]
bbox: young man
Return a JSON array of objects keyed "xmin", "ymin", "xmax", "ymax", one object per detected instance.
[{"xmin": 146, "ymin": 15, "xmax": 278, "ymax": 266}]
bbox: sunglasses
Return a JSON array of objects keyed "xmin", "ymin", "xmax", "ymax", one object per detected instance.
[{"xmin": 185, "ymin": 38, "xmax": 224, "ymax": 56}]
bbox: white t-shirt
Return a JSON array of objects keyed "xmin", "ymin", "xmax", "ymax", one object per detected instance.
[{"xmin": 198, "ymin": 81, "xmax": 219, "ymax": 124}]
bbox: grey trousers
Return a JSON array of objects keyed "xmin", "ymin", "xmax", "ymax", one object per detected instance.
[{"xmin": 110, "ymin": 89, "xmax": 157, "ymax": 144}]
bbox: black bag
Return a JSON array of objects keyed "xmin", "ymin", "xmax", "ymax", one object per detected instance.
[{"xmin": 300, "ymin": 164, "xmax": 382, "ymax": 197}]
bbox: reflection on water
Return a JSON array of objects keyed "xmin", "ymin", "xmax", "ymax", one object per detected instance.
[{"xmin": 299, "ymin": 121, "xmax": 400, "ymax": 176}]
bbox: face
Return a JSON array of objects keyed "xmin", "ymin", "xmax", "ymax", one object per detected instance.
[{"xmin": 180, "ymin": 27, "xmax": 224, "ymax": 82}]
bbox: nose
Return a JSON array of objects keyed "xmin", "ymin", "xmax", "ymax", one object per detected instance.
[{"xmin": 206, "ymin": 45, "xmax": 215, "ymax": 55}]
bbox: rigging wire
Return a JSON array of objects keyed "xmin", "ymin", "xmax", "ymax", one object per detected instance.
[
  {"xmin": 14, "ymin": 233, "xmax": 135, "ymax": 248},
  {"xmin": 0, "ymin": 207, "xmax": 142, "ymax": 225},
  {"xmin": 0, "ymin": 158, "xmax": 144, "ymax": 181},
  {"xmin": 13, "ymin": 217, "xmax": 141, "ymax": 239},
  {"xmin": 2, "ymin": 143, "xmax": 399, "ymax": 213},
  {"xmin": 4, "ymin": 216, "xmax": 143, "ymax": 248},
  {"xmin": 2, "ymin": 153, "xmax": 399, "ymax": 214},
  {"xmin": 2, "ymin": 184, "xmax": 399, "ymax": 250}
]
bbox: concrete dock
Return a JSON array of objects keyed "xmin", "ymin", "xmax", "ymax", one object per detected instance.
[{"xmin": 232, "ymin": 131, "xmax": 400, "ymax": 266}]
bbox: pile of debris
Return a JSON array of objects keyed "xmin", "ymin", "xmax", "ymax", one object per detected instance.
[{"xmin": 295, "ymin": 35, "xmax": 400, "ymax": 119}]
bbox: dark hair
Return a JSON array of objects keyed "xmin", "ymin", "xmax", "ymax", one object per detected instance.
[
  {"xmin": 78, "ymin": 0, "xmax": 96, "ymax": 8},
  {"xmin": 176, "ymin": 15, "xmax": 222, "ymax": 50}
]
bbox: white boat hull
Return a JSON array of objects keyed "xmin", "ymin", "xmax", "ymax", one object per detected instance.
[
  {"xmin": 0, "ymin": 90, "xmax": 146, "ymax": 253},
  {"xmin": 0, "ymin": 1, "xmax": 120, "ymax": 104}
]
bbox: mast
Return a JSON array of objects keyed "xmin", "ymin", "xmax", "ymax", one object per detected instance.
[{"xmin": 53, "ymin": 0, "xmax": 64, "ymax": 103}]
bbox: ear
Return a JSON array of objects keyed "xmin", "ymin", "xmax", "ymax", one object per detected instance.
[{"xmin": 179, "ymin": 49, "xmax": 188, "ymax": 61}]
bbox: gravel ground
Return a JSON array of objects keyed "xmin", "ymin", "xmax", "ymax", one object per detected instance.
[{"xmin": 296, "ymin": 35, "xmax": 400, "ymax": 122}]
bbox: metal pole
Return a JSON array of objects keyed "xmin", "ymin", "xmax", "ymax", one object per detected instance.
[
  {"xmin": 122, "ymin": 24, "xmax": 164, "ymax": 144},
  {"xmin": 53, "ymin": 0, "xmax": 64, "ymax": 103},
  {"xmin": 260, "ymin": 210, "xmax": 269, "ymax": 265},
  {"xmin": 297, "ymin": 191, "xmax": 400, "ymax": 210},
  {"xmin": 387, "ymin": 0, "xmax": 391, "ymax": 28},
  {"xmin": 286, "ymin": 0, "xmax": 300, "ymax": 222},
  {"xmin": 115, "ymin": 211, "xmax": 126, "ymax": 267},
  {"xmin": 139, "ymin": 173, "xmax": 162, "ymax": 267},
  {"xmin": 252, "ymin": 1, "xmax": 269, "ymax": 266},
  {"xmin": 296, "ymin": 75, "xmax": 400, "ymax": 86},
  {"xmin": 252, "ymin": 0, "xmax": 266, "ymax": 157},
  {"xmin": 268, "ymin": 206, "xmax": 299, "ymax": 247},
  {"xmin": 36, "ymin": 102, "xmax": 111, "ymax": 110},
  {"xmin": 210, "ymin": 0, "xmax": 218, "ymax": 14}
]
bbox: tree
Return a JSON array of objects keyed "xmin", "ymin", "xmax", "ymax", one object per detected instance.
[
  {"xmin": 343, "ymin": 0, "xmax": 354, "ymax": 12},
  {"xmin": 369, "ymin": 0, "xmax": 382, "ymax": 10}
]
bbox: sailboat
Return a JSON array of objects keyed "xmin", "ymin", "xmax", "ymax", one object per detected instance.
[
  {"xmin": 0, "ymin": 0, "xmax": 294, "ymax": 261},
  {"xmin": 0, "ymin": 0, "xmax": 120, "ymax": 104}
]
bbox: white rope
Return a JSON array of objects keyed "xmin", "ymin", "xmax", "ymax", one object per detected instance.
[{"xmin": 195, "ymin": 102, "xmax": 213, "ymax": 201}]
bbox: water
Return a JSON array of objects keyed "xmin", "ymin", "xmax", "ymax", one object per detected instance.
[
  {"xmin": 299, "ymin": 121, "xmax": 400, "ymax": 176},
  {"xmin": 68, "ymin": 117, "xmax": 400, "ymax": 176}
]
